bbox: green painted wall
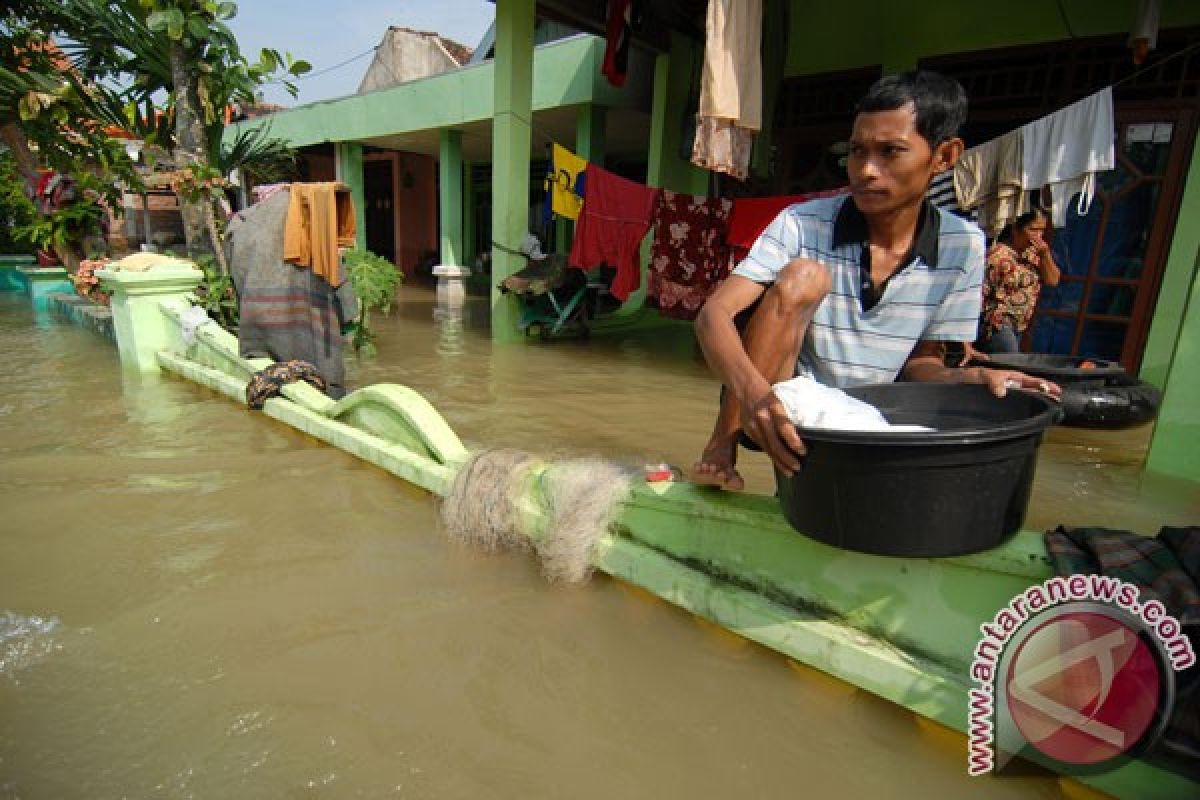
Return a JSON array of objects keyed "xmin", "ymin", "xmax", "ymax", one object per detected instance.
[
  {"xmin": 1146, "ymin": 243, "xmax": 1200, "ymax": 481},
  {"xmin": 785, "ymin": 0, "xmax": 1200, "ymax": 76},
  {"xmin": 335, "ymin": 142, "xmax": 367, "ymax": 251},
  {"xmin": 1142, "ymin": 134, "xmax": 1200, "ymax": 388},
  {"xmin": 648, "ymin": 33, "xmax": 709, "ymax": 195}
]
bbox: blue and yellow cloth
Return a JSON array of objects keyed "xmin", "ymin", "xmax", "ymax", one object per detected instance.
[{"xmin": 543, "ymin": 143, "xmax": 588, "ymax": 223}]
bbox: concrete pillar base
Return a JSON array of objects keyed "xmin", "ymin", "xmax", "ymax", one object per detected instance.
[
  {"xmin": 98, "ymin": 262, "xmax": 204, "ymax": 372},
  {"xmin": 433, "ymin": 264, "xmax": 471, "ymax": 307}
]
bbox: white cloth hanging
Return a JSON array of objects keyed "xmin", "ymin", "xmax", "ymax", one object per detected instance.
[{"xmin": 1020, "ymin": 88, "xmax": 1115, "ymax": 226}]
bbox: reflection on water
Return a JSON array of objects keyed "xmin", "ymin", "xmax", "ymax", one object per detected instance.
[
  {"xmin": 0, "ymin": 288, "xmax": 1191, "ymax": 798},
  {"xmin": 0, "ymin": 611, "xmax": 62, "ymax": 683}
]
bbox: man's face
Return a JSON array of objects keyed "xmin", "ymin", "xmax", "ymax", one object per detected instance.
[{"xmin": 846, "ymin": 102, "xmax": 940, "ymax": 215}]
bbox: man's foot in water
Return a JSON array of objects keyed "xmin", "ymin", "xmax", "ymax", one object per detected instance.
[{"xmin": 692, "ymin": 434, "xmax": 745, "ymax": 490}]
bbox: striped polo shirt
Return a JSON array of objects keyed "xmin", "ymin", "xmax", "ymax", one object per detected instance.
[{"xmin": 733, "ymin": 194, "xmax": 985, "ymax": 388}]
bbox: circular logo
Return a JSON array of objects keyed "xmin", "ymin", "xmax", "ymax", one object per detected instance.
[{"xmin": 1004, "ymin": 608, "xmax": 1165, "ymax": 767}]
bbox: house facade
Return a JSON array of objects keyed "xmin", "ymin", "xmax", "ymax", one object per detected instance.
[{"xmin": 228, "ymin": 0, "xmax": 1200, "ymax": 481}]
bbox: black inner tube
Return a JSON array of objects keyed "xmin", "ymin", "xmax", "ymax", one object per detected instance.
[
  {"xmin": 1059, "ymin": 378, "xmax": 1162, "ymax": 429},
  {"xmin": 977, "ymin": 356, "xmax": 1162, "ymax": 429}
]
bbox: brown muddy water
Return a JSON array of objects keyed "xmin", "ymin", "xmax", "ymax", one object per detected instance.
[{"xmin": 0, "ymin": 287, "xmax": 1194, "ymax": 799}]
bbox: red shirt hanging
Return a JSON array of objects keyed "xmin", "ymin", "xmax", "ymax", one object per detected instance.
[
  {"xmin": 601, "ymin": 0, "xmax": 642, "ymax": 87},
  {"xmin": 568, "ymin": 164, "xmax": 661, "ymax": 302}
]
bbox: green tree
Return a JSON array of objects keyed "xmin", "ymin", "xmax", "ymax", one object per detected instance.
[
  {"xmin": 61, "ymin": 0, "xmax": 309, "ymax": 265},
  {"xmin": 2, "ymin": 0, "xmax": 308, "ymax": 267},
  {"xmin": 1, "ymin": 6, "xmax": 141, "ymax": 265}
]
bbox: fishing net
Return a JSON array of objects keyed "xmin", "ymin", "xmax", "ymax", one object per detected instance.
[
  {"xmin": 440, "ymin": 449, "xmax": 538, "ymax": 552},
  {"xmin": 535, "ymin": 458, "xmax": 634, "ymax": 584},
  {"xmin": 440, "ymin": 449, "xmax": 634, "ymax": 584}
]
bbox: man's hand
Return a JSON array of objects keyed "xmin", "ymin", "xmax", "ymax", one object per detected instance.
[
  {"xmin": 977, "ymin": 367, "xmax": 1062, "ymax": 401},
  {"xmin": 741, "ymin": 388, "xmax": 806, "ymax": 476}
]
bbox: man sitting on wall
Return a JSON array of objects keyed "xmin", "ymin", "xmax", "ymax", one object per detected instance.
[{"xmin": 693, "ymin": 70, "xmax": 1059, "ymax": 490}]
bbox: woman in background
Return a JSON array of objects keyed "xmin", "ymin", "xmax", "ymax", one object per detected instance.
[{"xmin": 977, "ymin": 207, "xmax": 1061, "ymax": 354}]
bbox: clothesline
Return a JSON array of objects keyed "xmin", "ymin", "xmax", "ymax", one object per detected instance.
[
  {"xmin": 1110, "ymin": 40, "xmax": 1200, "ymax": 89},
  {"xmin": 953, "ymin": 86, "xmax": 1115, "ymax": 235}
]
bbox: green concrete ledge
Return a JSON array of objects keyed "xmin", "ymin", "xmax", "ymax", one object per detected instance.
[
  {"xmin": 0, "ymin": 257, "xmax": 34, "ymax": 291},
  {"xmin": 48, "ymin": 292, "xmax": 115, "ymax": 342},
  {"xmin": 156, "ymin": 300, "xmax": 467, "ymax": 489},
  {"xmin": 17, "ymin": 266, "xmax": 73, "ymax": 309},
  {"xmin": 137, "ymin": 296, "xmax": 1192, "ymax": 800}
]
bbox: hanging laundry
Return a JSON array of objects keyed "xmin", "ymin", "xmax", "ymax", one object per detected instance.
[
  {"xmin": 543, "ymin": 143, "xmax": 588, "ymax": 222},
  {"xmin": 647, "ymin": 190, "xmax": 733, "ymax": 320},
  {"xmin": 231, "ymin": 189, "xmax": 360, "ymax": 399},
  {"xmin": 691, "ymin": 0, "xmax": 762, "ymax": 181},
  {"xmin": 601, "ymin": 0, "xmax": 642, "ymax": 87},
  {"xmin": 283, "ymin": 182, "xmax": 357, "ymax": 286},
  {"xmin": 1021, "ymin": 87, "xmax": 1115, "ymax": 227},
  {"xmin": 725, "ymin": 188, "xmax": 848, "ymax": 262},
  {"xmin": 568, "ymin": 164, "xmax": 661, "ymax": 303},
  {"xmin": 953, "ymin": 130, "xmax": 1028, "ymax": 237}
]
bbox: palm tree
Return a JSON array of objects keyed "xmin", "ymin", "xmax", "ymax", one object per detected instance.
[{"xmin": 9, "ymin": 0, "xmax": 308, "ymax": 267}]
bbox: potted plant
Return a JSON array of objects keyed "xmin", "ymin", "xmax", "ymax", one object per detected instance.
[
  {"xmin": 72, "ymin": 257, "xmax": 112, "ymax": 305},
  {"xmin": 187, "ymin": 253, "xmax": 239, "ymax": 332},
  {"xmin": 14, "ymin": 197, "xmax": 107, "ymax": 271},
  {"xmin": 342, "ymin": 247, "xmax": 402, "ymax": 357}
]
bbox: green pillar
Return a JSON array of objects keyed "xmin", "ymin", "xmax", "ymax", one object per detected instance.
[
  {"xmin": 647, "ymin": 52, "xmax": 671, "ymax": 190},
  {"xmin": 647, "ymin": 34, "xmax": 709, "ymax": 196},
  {"xmin": 439, "ymin": 129, "xmax": 464, "ymax": 267},
  {"xmin": 576, "ymin": 104, "xmax": 607, "ymax": 164},
  {"xmin": 554, "ymin": 215, "xmax": 571, "ymax": 255},
  {"xmin": 335, "ymin": 142, "xmax": 367, "ymax": 251},
  {"xmin": 97, "ymin": 261, "xmax": 203, "ymax": 373},
  {"xmin": 462, "ymin": 161, "xmax": 476, "ymax": 267},
  {"xmin": 490, "ymin": 0, "xmax": 535, "ymax": 341}
]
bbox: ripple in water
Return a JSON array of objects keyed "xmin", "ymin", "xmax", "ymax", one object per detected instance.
[{"xmin": 0, "ymin": 610, "xmax": 63, "ymax": 681}]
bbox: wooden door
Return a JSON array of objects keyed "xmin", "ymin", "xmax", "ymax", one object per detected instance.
[{"xmin": 363, "ymin": 159, "xmax": 396, "ymax": 265}]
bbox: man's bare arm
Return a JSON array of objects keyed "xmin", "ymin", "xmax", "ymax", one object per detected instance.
[
  {"xmin": 695, "ymin": 275, "xmax": 771, "ymax": 404},
  {"xmin": 902, "ymin": 341, "xmax": 1061, "ymax": 399}
]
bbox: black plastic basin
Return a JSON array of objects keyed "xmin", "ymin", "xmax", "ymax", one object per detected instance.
[
  {"xmin": 774, "ymin": 383, "xmax": 1061, "ymax": 558},
  {"xmin": 982, "ymin": 353, "xmax": 1126, "ymax": 385}
]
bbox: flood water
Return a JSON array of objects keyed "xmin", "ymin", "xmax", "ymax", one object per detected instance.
[{"xmin": 1, "ymin": 287, "xmax": 1195, "ymax": 799}]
